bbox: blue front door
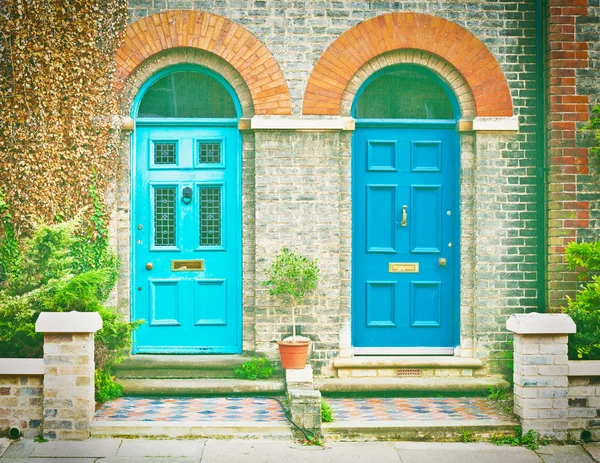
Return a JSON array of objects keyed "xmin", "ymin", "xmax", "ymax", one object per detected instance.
[
  {"xmin": 352, "ymin": 123, "xmax": 459, "ymax": 351},
  {"xmin": 132, "ymin": 123, "xmax": 241, "ymax": 353}
]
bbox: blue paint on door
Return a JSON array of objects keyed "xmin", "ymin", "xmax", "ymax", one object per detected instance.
[
  {"xmin": 352, "ymin": 122, "xmax": 459, "ymax": 348},
  {"xmin": 132, "ymin": 122, "xmax": 241, "ymax": 353}
]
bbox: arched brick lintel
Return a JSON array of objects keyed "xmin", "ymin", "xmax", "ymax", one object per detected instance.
[
  {"xmin": 116, "ymin": 10, "xmax": 292, "ymax": 115},
  {"xmin": 303, "ymin": 13, "xmax": 513, "ymax": 117}
]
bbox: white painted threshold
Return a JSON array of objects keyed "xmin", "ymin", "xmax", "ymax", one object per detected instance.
[
  {"xmin": 249, "ymin": 116, "xmax": 355, "ymax": 131},
  {"xmin": 333, "ymin": 355, "xmax": 483, "ymax": 369}
]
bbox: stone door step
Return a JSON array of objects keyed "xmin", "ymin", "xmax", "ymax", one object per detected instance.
[
  {"xmin": 91, "ymin": 421, "xmax": 293, "ymax": 439},
  {"xmin": 115, "ymin": 355, "xmax": 255, "ymax": 379},
  {"xmin": 315, "ymin": 376, "xmax": 510, "ymax": 396},
  {"xmin": 120, "ymin": 378, "xmax": 285, "ymax": 396},
  {"xmin": 322, "ymin": 420, "xmax": 518, "ymax": 441}
]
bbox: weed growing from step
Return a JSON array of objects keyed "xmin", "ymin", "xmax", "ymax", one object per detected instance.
[
  {"xmin": 492, "ymin": 427, "xmax": 538, "ymax": 450},
  {"xmin": 460, "ymin": 428, "xmax": 475, "ymax": 443},
  {"xmin": 321, "ymin": 399, "xmax": 334, "ymax": 423},
  {"xmin": 234, "ymin": 357, "xmax": 274, "ymax": 380},
  {"xmin": 487, "ymin": 386, "xmax": 514, "ymax": 416}
]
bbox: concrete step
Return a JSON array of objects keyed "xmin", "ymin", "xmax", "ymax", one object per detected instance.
[
  {"xmin": 315, "ymin": 376, "xmax": 510, "ymax": 396},
  {"xmin": 333, "ymin": 356, "xmax": 486, "ymax": 379},
  {"xmin": 119, "ymin": 378, "xmax": 285, "ymax": 396},
  {"xmin": 91, "ymin": 421, "xmax": 293, "ymax": 439},
  {"xmin": 114, "ymin": 355, "xmax": 257, "ymax": 379},
  {"xmin": 322, "ymin": 419, "xmax": 518, "ymax": 441}
]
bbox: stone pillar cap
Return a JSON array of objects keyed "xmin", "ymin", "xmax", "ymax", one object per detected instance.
[
  {"xmin": 506, "ymin": 313, "xmax": 576, "ymax": 335},
  {"xmin": 35, "ymin": 311, "xmax": 103, "ymax": 333}
]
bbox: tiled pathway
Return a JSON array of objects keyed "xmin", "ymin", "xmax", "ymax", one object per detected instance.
[
  {"xmin": 327, "ymin": 397, "xmax": 508, "ymax": 422},
  {"xmin": 95, "ymin": 396, "xmax": 507, "ymax": 424},
  {"xmin": 95, "ymin": 397, "xmax": 288, "ymax": 423}
]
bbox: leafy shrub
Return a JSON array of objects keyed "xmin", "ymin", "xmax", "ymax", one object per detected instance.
[
  {"xmin": 563, "ymin": 241, "xmax": 600, "ymax": 360},
  {"xmin": 94, "ymin": 369, "xmax": 123, "ymax": 403},
  {"xmin": 321, "ymin": 399, "xmax": 333, "ymax": 423},
  {"xmin": 234, "ymin": 357, "xmax": 274, "ymax": 380},
  {"xmin": 583, "ymin": 104, "xmax": 600, "ymax": 159},
  {"xmin": 0, "ymin": 212, "xmax": 140, "ymax": 402}
]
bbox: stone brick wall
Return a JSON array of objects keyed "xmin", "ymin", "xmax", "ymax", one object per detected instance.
[
  {"xmin": 568, "ymin": 375, "xmax": 600, "ymax": 441},
  {"xmin": 115, "ymin": 0, "xmax": 600, "ymax": 375},
  {"xmin": 0, "ymin": 375, "xmax": 43, "ymax": 439}
]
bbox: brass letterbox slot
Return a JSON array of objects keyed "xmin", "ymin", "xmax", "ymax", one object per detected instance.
[
  {"xmin": 388, "ymin": 263, "xmax": 419, "ymax": 273},
  {"xmin": 171, "ymin": 259, "xmax": 205, "ymax": 271}
]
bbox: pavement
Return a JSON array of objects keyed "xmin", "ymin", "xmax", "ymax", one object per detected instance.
[{"xmin": 1, "ymin": 438, "xmax": 600, "ymax": 462}]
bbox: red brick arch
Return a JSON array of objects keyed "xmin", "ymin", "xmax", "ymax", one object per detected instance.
[
  {"xmin": 303, "ymin": 13, "xmax": 513, "ymax": 117},
  {"xmin": 116, "ymin": 10, "xmax": 292, "ymax": 115}
]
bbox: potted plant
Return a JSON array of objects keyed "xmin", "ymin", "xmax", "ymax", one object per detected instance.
[{"xmin": 262, "ymin": 247, "xmax": 319, "ymax": 369}]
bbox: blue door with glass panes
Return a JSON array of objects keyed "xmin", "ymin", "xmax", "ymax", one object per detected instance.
[{"xmin": 132, "ymin": 123, "xmax": 241, "ymax": 353}]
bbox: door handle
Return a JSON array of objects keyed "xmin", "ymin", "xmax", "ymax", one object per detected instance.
[
  {"xmin": 145, "ymin": 262, "xmax": 154, "ymax": 270},
  {"xmin": 438, "ymin": 258, "xmax": 447, "ymax": 267},
  {"xmin": 401, "ymin": 205, "xmax": 407, "ymax": 227}
]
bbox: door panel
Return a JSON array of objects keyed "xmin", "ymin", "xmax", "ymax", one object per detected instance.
[
  {"xmin": 352, "ymin": 125, "xmax": 458, "ymax": 350},
  {"xmin": 133, "ymin": 124, "xmax": 241, "ymax": 353}
]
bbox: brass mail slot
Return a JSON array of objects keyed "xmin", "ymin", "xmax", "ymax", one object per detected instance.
[
  {"xmin": 388, "ymin": 262, "xmax": 419, "ymax": 273},
  {"xmin": 171, "ymin": 259, "xmax": 205, "ymax": 271}
]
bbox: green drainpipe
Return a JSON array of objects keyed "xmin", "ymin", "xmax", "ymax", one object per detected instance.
[{"xmin": 536, "ymin": 0, "xmax": 548, "ymax": 312}]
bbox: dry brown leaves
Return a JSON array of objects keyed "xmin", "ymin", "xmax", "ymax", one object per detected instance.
[{"xmin": 0, "ymin": 0, "xmax": 127, "ymax": 238}]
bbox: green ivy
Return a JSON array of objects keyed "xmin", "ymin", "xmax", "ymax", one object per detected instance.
[
  {"xmin": 564, "ymin": 241, "xmax": 600, "ymax": 360},
  {"xmin": 0, "ymin": 189, "xmax": 20, "ymax": 283}
]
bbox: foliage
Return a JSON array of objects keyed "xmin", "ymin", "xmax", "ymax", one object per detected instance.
[
  {"xmin": 234, "ymin": 357, "xmax": 274, "ymax": 380},
  {"xmin": 0, "ymin": 215, "xmax": 139, "ymax": 402},
  {"xmin": 321, "ymin": 399, "xmax": 333, "ymax": 423},
  {"xmin": 492, "ymin": 427, "xmax": 538, "ymax": 450},
  {"xmin": 563, "ymin": 241, "xmax": 600, "ymax": 360},
  {"xmin": 262, "ymin": 248, "xmax": 319, "ymax": 341},
  {"xmin": 0, "ymin": 190, "xmax": 19, "ymax": 283},
  {"xmin": 95, "ymin": 368, "xmax": 123, "ymax": 403},
  {"xmin": 0, "ymin": 0, "xmax": 127, "ymax": 239},
  {"xmin": 582, "ymin": 105, "xmax": 600, "ymax": 159},
  {"xmin": 487, "ymin": 386, "xmax": 509, "ymax": 402},
  {"xmin": 460, "ymin": 428, "xmax": 475, "ymax": 443}
]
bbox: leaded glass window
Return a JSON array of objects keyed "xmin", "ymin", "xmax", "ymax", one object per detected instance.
[
  {"xmin": 199, "ymin": 187, "xmax": 221, "ymax": 247},
  {"xmin": 154, "ymin": 188, "xmax": 176, "ymax": 247},
  {"xmin": 355, "ymin": 67, "xmax": 454, "ymax": 119},
  {"xmin": 198, "ymin": 142, "xmax": 221, "ymax": 165},
  {"xmin": 154, "ymin": 142, "xmax": 177, "ymax": 165},
  {"xmin": 138, "ymin": 71, "xmax": 237, "ymax": 118}
]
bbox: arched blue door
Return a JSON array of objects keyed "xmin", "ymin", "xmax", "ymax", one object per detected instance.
[
  {"xmin": 352, "ymin": 66, "xmax": 460, "ymax": 354},
  {"xmin": 131, "ymin": 66, "xmax": 242, "ymax": 353}
]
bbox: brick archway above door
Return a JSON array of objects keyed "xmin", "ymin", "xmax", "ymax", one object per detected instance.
[
  {"xmin": 303, "ymin": 13, "xmax": 513, "ymax": 118},
  {"xmin": 116, "ymin": 10, "xmax": 292, "ymax": 115}
]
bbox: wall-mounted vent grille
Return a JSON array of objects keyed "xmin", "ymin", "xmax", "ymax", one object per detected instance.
[{"xmin": 397, "ymin": 369, "xmax": 421, "ymax": 377}]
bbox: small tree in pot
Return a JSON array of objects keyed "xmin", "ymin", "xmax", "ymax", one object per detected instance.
[{"xmin": 263, "ymin": 247, "xmax": 319, "ymax": 369}]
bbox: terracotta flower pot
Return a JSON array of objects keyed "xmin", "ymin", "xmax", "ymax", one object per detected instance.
[{"xmin": 277, "ymin": 340, "xmax": 310, "ymax": 369}]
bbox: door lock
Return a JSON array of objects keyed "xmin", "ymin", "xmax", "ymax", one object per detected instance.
[{"xmin": 438, "ymin": 258, "xmax": 447, "ymax": 267}]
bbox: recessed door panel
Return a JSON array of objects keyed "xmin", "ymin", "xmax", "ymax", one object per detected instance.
[
  {"xmin": 195, "ymin": 279, "xmax": 227, "ymax": 326},
  {"xmin": 352, "ymin": 125, "xmax": 458, "ymax": 350},
  {"xmin": 149, "ymin": 279, "xmax": 181, "ymax": 326},
  {"xmin": 367, "ymin": 185, "xmax": 396, "ymax": 253}
]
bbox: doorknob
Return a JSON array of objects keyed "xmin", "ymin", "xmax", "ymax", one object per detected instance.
[
  {"xmin": 145, "ymin": 262, "xmax": 154, "ymax": 270},
  {"xmin": 438, "ymin": 258, "xmax": 447, "ymax": 267}
]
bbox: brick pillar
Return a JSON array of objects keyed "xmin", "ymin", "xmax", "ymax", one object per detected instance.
[
  {"xmin": 35, "ymin": 312, "xmax": 102, "ymax": 440},
  {"xmin": 507, "ymin": 313, "xmax": 576, "ymax": 442},
  {"xmin": 285, "ymin": 366, "xmax": 322, "ymax": 438}
]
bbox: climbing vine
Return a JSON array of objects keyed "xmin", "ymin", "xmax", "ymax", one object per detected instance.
[{"xmin": 0, "ymin": 0, "xmax": 127, "ymax": 240}]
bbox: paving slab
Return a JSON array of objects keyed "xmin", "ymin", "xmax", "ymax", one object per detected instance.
[
  {"xmin": 394, "ymin": 442, "xmax": 541, "ymax": 463},
  {"xmin": 1, "ymin": 440, "xmax": 36, "ymax": 458},
  {"xmin": 30, "ymin": 439, "xmax": 122, "ymax": 458},
  {"xmin": 0, "ymin": 440, "xmax": 9, "ymax": 458},
  {"xmin": 1, "ymin": 459, "xmax": 96, "ymax": 463},
  {"xmin": 200, "ymin": 439, "xmax": 401, "ymax": 463},
  {"xmin": 101, "ymin": 459, "xmax": 199, "ymax": 463},
  {"xmin": 584, "ymin": 443, "xmax": 600, "ymax": 462},
  {"xmin": 536, "ymin": 445, "xmax": 595, "ymax": 463},
  {"xmin": 116, "ymin": 439, "xmax": 205, "ymax": 457}
]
